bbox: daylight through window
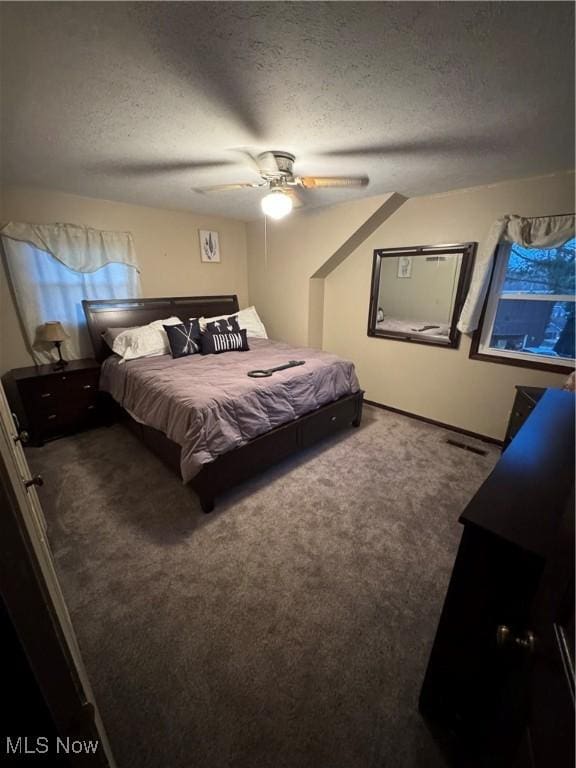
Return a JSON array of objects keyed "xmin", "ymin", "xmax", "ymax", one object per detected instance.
[{"xmin": 477, "ymin": 237, "xmax": 575, "ymax": 368}]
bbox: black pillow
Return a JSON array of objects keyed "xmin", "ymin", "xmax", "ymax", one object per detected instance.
[
  {"xmin": 203, "ymin": 315, "xmax": 241, "ymax": 334},
  {"xmin": 201, "ymin": 328, "xmax": 249, "ymax": 355},
  {"xmin": 164, "ymin": 320, "xmax": 201, "ymax": 358}
]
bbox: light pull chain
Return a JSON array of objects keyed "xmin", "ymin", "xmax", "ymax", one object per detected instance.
[{"xmin": 264, "ymin": 214, "xmax": 268, "ymax": 270}]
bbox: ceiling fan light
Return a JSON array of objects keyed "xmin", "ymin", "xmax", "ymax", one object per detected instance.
[{"xmin": 261, "ymin": 190, "xmax": 293, "ymax": 219}]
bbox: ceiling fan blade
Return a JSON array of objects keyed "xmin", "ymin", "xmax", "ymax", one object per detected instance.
[
  {"xmin": 297, "ymin": 176, "xmax": 369, "ymax": 189},
  {"xmin": 231, "ymin": 148, "xmax": 263, "ymax": 173},
  {"xmin": 194, "ymin": 182, "xmax": 266, "ymax": 193},
  {"xmin": 318, "ymin": 136, "xmax": 500, "ymax": 158},
  {"xmin": 92, "ymin": 160, "xmax": 234, "ymax": 176}
]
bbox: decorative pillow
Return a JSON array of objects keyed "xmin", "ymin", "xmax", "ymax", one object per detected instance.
[
  {"xmin": 200, "ymin": 328, "xmax": 249, "ymax": 355},
  {"xmin": 112, "ymin": 316, "xmax": 182, "ymax": 361},
  {"xmin": 198, "ymin": 306, "xmax": 268, "ymax": 339},
  {"xmin": 203, "ymin": 315, "xmax": 241, "ymax": 334},
  {"xmin": 164, "ymin": 320, "xmax": 202, "ymax": 358}
]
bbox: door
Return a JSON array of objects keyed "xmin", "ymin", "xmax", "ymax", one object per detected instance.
[
  {"xmin": 512, "ymin": 490, "xmax": 575, "ymax": 768},
  {"xmin": 0, "ymin": 380, "xmax": 116, "ymax": 766}
]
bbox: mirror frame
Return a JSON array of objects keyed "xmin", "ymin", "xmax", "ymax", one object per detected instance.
[{"xmin": 367, "ymin": 242, "xmax": 476, "ymax": 349}]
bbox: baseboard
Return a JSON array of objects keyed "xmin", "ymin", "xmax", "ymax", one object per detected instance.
[{"xmin": 364, "ymin": 399, "xmax": 503, "ymax": 447}]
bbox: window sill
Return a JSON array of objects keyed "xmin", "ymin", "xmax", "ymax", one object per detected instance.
[{"xmin": 469, "ymin": 347, "xmax": 574, "ymax": 375}]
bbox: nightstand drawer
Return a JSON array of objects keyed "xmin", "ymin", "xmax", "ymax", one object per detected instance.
[
  {"xmin": 63, "ymin": 370, "xmax": 100, "ymax": 393},
  {"xmin": 20, "ymin": 378, "xmax": 61, "ymax": 405},
  {"xmin": 35, "ymin": 409, "xmax": 74, "ymax": 438}
]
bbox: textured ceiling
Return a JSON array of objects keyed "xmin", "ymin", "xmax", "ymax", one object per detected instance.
[{"xmin": 1, "ymin": 2, "xmax": 574, "ymax": 221}]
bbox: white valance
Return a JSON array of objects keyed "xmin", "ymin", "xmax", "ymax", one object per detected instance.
[
  {"xmin": 458, "ymin": 213, "xmax": 575, "ymax": 334},
  {"xmin": 0, "ymin": 221, "xmax": 139, "ymax": 273}
]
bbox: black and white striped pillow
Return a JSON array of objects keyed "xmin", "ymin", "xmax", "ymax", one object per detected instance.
[{"xmin": 200, "ymin": 328, "xmax": 249, "ymax": 355}]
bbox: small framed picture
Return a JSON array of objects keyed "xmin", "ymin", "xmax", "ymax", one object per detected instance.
[
  {"xmin": 397, "ymin": 256, "xmax": 412, "ymax": 278},
  {"xmin": 199, "ymin": 230, "xmax": 221, "ymax": 263}
]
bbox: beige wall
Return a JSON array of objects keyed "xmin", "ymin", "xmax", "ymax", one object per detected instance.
[
  {"xmin": 247, "ymin": 171, "xmax": 574, "ymax": 440},
  {"xmin": 0, "ymin": 186, "xmax": 249, "ymax": 373}
]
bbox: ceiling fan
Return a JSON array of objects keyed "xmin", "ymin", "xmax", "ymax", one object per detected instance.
[{"xmin": 195, "ymin": 151, "xmax": 369, "ymax": 219}]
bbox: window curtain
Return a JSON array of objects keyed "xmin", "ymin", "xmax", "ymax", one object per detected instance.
[
  {"xmin": 1, "ymin": 221, "xmax": 138, "ymax": 272},
  {"xmin": 457, "ymin": 213, "xmax": 575, "ymax": 334},
  {"xmin": 1, "ymin": 223, "xmax": 141, "ymax": 365}
]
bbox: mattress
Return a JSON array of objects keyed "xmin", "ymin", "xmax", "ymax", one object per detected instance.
[{"xmin": 100, "ymin": 338, "xmax": 360, "ymax": 481}]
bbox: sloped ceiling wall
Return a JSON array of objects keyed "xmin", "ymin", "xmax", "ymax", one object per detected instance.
[{"xmin": 246, "ymin": 193, "xmax": 406, "ymax": 346}]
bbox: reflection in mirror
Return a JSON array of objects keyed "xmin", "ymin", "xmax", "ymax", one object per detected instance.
[{"xmin": 368, "ymin": 243, "xmax": 476, "ymax": 348}]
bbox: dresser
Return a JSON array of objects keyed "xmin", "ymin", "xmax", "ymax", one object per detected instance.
[
  {"xmin": 503, "ymin": 385, "xmax": 546, "ymax": 448},
  {"xmin": 2, "ymin": 359, "xmax": 103, "ymax": 445},
  {"xmin": 419, "ymin": 389, "xmax": 575, "ymax": 767}
]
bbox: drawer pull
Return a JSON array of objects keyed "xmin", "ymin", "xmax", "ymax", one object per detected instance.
[
  {"xmin": 25, "ymin": 474, "xmax": 44, "ymax": 489},
  {"xmin": 41, "ymin": 393, "xmax": 52, "ymax": 398},
  {"xmin": 82, "ymin": 384, "xmax": 93, "ymax": 390}
]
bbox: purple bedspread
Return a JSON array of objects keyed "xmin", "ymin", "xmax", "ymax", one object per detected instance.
[{"xmin": 100, "ymin": 338, "xmax": 360, "ymax": 481}]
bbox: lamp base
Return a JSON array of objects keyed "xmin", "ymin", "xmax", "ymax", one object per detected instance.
[{"xmin": 52, "ymin": 340, "xmax": 68, "ymax": 371}]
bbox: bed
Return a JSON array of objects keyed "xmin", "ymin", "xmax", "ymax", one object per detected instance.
[
  {"xmin": 83, "ymin": 295, "xmax": 363, "ymax": 512},
  {"xmin": 375, "ymin": 317, "xmax": 451, "ymax": 341}
]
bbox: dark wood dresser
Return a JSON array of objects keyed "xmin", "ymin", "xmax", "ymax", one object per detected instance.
[
  {"xmin": 2, "ymin": 359, "xmax": 103, "ymax": 445},
  {"xmin": 420, "ymin": 389, "xmax": 575, "ymax": 768},
  {"xmin": 504, "ymin": 385, "xmax": 546, "ymax": 448}
]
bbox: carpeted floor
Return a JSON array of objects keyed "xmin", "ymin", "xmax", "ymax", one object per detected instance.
[{"xmin": 28, "ymin": 405, "xmax": 500, "ymax": 768}]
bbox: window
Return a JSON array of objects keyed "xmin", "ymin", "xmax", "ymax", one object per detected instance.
[
  {"xmin": 2, "ymin": 238, "xmax": 140, "ymax": 363},
  {"xmin": 472, "ymin": 238, "xmax": 575, "ymax": 371}
]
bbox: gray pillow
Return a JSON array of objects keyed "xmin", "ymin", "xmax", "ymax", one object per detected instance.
[{"xmin": 101, "ymin": 326, "xmax": 135, "ymax": 350}]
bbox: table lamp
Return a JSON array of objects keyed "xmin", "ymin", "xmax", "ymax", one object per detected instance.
[{"xmin": 38, "ymin": 321, "xmax": 69, "ymax": 370}]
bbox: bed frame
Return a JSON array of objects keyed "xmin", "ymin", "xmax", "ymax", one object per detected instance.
[{"xmin": 82, "ymin": 295, "xmax": 363, "ymax": 512}]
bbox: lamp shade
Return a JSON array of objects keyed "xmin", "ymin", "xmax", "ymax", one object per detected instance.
[
  {"xmin": 261, "ymin": 190, "xmax": 293, "ymax": 220},
  {"xmin": 37, "ymin": 321, "xmax": 69, "ymax": 342}
]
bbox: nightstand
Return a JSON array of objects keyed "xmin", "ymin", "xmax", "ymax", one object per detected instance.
[
  {"xmin": 503, "ymin": 385, "xmax": 546, "ymax": 449},
  {"xmin": 2, "ymin": 359, "xmax": 103, "ymax": 446}
]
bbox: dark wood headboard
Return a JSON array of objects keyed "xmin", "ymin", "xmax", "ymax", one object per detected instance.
[{"xmin": 82, "ymin": 295, "xmax": 239, "ymax": 362}]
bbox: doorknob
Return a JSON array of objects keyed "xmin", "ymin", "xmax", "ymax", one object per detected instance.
[
  {"xmin": 24, "ymin": 475, "xmax": 44, "ymax": 489},
  {"xmin": 496, "ymin": 625, "xmax": 536, "ymax": 654},
  {"xmin": 14, "ymin": 429, "xmax": 30, "ymax": 445}
]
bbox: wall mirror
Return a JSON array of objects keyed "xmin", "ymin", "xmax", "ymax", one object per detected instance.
[{"xmin": 367, "ymin": 242, "xmax": 476, "ymax": 348}]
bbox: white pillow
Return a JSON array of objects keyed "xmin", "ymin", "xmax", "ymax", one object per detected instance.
[
  {"xmin": 112, "ymin": 316, "xmax": 182, "ymax": 361},
  {"xmin": 199, "ymin": 306, "xmax": 268, "ymax": 339}
]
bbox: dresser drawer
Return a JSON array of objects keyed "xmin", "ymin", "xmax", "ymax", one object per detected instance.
[{"xmin": 300, "ymin": 396, "xmax": 358, "ymax": 447}]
